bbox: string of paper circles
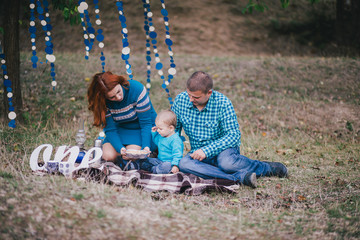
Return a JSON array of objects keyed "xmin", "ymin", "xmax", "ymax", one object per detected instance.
[
  {"xmin": 29, "ymin": 0, "xmax": 57, "ymax": 89},
  {"xmin": 77, "ymin": 0, "xmax": 176, "ymax": 104},
  {"xmin": 0, "ymin": 53, "xmax": 16, "ymax": 128},
  {"xmin": 78, "ymin": 0, "xmax": 106, "ymax": 72}
]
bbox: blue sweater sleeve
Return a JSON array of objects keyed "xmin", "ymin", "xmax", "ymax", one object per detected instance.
[
  {"xmin": 103, "ymin": 112, "xmax": 125, "ymax": 153},
  {"xmin": 135, "ymin": 86, "xmax": 154, "ymax": 149},
  {"xmin": 171, "ymin": 135, "xmax": 184, "ymax": 167}
]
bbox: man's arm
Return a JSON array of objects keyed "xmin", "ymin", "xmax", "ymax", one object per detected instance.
[{"xmin": 200, "ymin": 101, "xmax": 241, "ymax": 158}]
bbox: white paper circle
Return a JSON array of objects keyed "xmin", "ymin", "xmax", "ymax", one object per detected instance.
[
  {"xmin": 149, "ymin": 26, "xmax": 155, "ymax": 32},
  {"xmin": 147, "ymin": 66, "xmax": 151, "ymax": 70},
  {"xmin": 168, "ymin": 68, "xmax": 176, "ymax": 75},
  {"xmin": 78, "ymin": 2, "xmax": 88, "ymax": 14},
  {"xmin": 168, "ymin": 51, "xmax": 173, "ymax": 56},
  {"xmin": 123, "ymin": 28, "xmax": 128, "ymax": 34},
  {"xmin": 99, "ymin": 131, "xmax": 105, "ymax": 137},
  {"xmin": 96, "ymin": 19, "xmax": 101, "ymax": 25},
  {"xmin": 158, "ymin": 70, "xmax": 163, "ymax": 75},
  {"xmin": 45, "ymin": 13, "xmax": 50, "ymax": 17},
  {"xmin": 29, "ymin": 3, "xmax": 35, "ymax": 9},
  {"xmin": 95, "ymin": 9, "xmax": 100, "ymax": 14},
  {"xmin": 4, "ymin": 75, "xmax": 8, "ymax": 79},
  {"xmin": 46, "ymin": 54, "xmax": 56, "ymax": 63},
  {"xmin": 89, "ymin": 34, "xmax": 95, "ymax": 39},
  {"xmin": 85, "ymin": 46, "xmax": 89, "ymax": 51},
  {"xmin": 126, "ymin": 64, "xmax": 130, "ymax": 69},
  {"xmin": 155, "ymin": 57, "xmax": 160, "ymax": 62},
  {"xmin": 41, "ymin": 20, "xmax": 47, "ymax": 26},
  {"xmin": 165, "ymin": 81, "xmax": 169, "ymax": 85},
  {"xmin": 147, "ymin": 12, "xmax": 153, "ymax": 17},
  {"xmin": 99, "ymin": 42, "xmax": 104, "ymax": 48},
  {"xmin": 146, "ymin": 83, "xmax": 151, "ymax": 89},
  {"xmin": 8, "ymin": 112, "xmax": 16, "ymax": 120},
  {"xmin": 84, "ymin": 34, "xmax": 88, "ymax": 39},
  {"xmin": 32, "ymin": 46, "xmax": 36, "ymax": 50},
  {"xmin": 31, "ymin": 39, "xmax": 35, "ymax": 43},
  {"xmin": 122, "ymin": 47, "xmax": 130, "ymax": 55},
  {"xmin": 165, "ymin": 22, "xmax": 169, "ymax": 26},
  {"xmin": 7, "ymin": 92, "xmax": 13, "ymax": 98},
  {"xmin": 51, "ymin": 81, "xmax": 57, "ymax": 87},
  {"xmin": 154, "ymin": 49, "xmax": 158, "ymax": 53},
  {"xmin": 166, "ymin": 35, "xmax": 170, "ymax": 39},
  {"xmin": 30, "ymin": 21, "xmax": 35, "ymax": 26},
  {"xmin": 45, "ymin": 37, "xmax": 49, "ymax": 41},
  {"xmin": 1, "ymin": 59, "xmax": 5, "ymax": 64},
  {"xmin": 47, "ymin": 31, "xmax": 51, "ymax": 36}
]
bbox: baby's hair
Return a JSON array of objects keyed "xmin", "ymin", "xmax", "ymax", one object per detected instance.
[{"xmin": 156, "ymin": 110, "xmax": 177, "ymax": 128}]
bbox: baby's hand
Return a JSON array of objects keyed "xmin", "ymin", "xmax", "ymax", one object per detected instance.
[
  {"xmin": 151, "ymin": 126, "xmax": 158, "ymax": 132},
  {"xmin": 171, "ymin": 166, "xmax": 179, "ymax": 174}
]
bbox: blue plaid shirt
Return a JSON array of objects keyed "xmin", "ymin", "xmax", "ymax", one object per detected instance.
[{"xmin": 171, "ymin": 90, "xmax": 241, "ymax": 158}]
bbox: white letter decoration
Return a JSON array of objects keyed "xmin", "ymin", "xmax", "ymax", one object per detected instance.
[{"xmin": 30, "ymin": 144, "xmax": 103, "ymax": 177}]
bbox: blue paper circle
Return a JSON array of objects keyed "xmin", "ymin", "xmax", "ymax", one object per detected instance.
[
  {"xmin": 119, "ymin": 15, "xmax": 126, "ymax": 23},
  {"xmin": 165, "ymin": 39, "xmax": 173, "ymax": 46},
  {"xmin": 4, "ymin": 80, "xmax": 11, "ymax": 87},
  {"xmin": 45, "ymin": 47, "xmax": 53, "ymax": 54},
  {"xmin": 96, "ymin": 34, "xmax": 104, "ymax": 42},
  {"xmin": 29, "ymin": 26, "xmax": 36, "ymax": 33},
  {"xmin": 31, "ymin": 55, "xmax": 38, "ymax": 63},
  {"xmin": 161, "ymin": 9, "xmax": 168, "ymax": 16},
  {"xmin": 155, "ymin": 63, "xmax": 163, "ymax": 70},
  {"xmin": 149, "ymin": 32, "xmax": 157, "ymax": 39}
]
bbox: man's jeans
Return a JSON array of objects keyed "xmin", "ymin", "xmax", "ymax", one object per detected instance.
[
  {"xmin": 141, "ymin": 157, "xmax": 172, "ymax": 174},
  {"xmin": 178, "ymin": 147, "xmax": 271, "ymax": 183}
]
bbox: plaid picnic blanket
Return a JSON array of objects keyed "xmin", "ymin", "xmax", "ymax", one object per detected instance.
[{"xmin": 84, "ymin": 162, "xmax": 240, "ymax": 195}]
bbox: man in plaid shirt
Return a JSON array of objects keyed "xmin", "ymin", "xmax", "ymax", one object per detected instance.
[{"xmin": 172, "ymin": 71, "xmax": 288, "ymax": 188}]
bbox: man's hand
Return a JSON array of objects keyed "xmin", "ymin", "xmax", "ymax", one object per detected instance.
[
  {"xmin": 190, "ymin": 149, "xmax": 206, "ymax": 161},
  {"xmin": 171, "ymin": 166, "xmax": 179, "ymax": 173}
]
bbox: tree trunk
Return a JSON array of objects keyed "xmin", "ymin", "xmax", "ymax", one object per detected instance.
[
  {"xmin": 336, "ymin": 0, "xmax": 360, "ymax": 49},
  {"xmin": 3, "ymin": 0, "xmax": 23, "ymax": 124}
]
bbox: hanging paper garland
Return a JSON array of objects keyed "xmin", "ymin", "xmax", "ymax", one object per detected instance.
[
  {"xmin": 116, "ymin": 0, "xmax": 133, "ymax": 80},
  {"xmin": 142, "ymin": 0, "xmax": 176, "ymax": 104},
  {"xmin": 93, "ymin": 0, "xmax": 106, "ymax": 72},
  {"xmin": 160, "ymin": 0, "xmax": 177, "ymax": 105},
  {"xmin": 29, "ymin": 0, "xmax": 57, "ymax": 89},
  {"xmin": 41, "ymin": 0, "xmax": 57, "ymax": 89},
  {"xmin": 78, "ymin": 0, "xmax": 106, "ymax": 72},
  {"xmin": 77, "ymin": 1, "xmax": 91, "ymax": 60},
  {"xmin": 29, "ymin": 0, "xmax": 38, "ymax": 69},
  {"xmin": 0, "ymin": 53, "xmax": 16, "ymax": 128}
]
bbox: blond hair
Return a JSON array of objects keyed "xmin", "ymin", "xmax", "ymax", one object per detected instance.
[{"xmin": 156, "ymin": 110, "xmax": 177, "ymax": 128}]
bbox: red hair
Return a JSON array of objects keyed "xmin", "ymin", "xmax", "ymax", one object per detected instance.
[{"xmin": 88, "ymin": 71, "xmax": 129, "ymax": 127}]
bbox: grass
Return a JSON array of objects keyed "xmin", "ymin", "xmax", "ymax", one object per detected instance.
[{"xmin": 0, "ymin": 52, "xmax": 359, "ymax": 239}]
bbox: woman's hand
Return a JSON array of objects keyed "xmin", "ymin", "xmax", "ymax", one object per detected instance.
[{"xmin": 120, "ymin": 147, "xmax": 132, "ymax": 160}]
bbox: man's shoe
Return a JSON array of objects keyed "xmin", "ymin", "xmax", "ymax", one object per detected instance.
[
  {"xmin": 264, "ymin": 161, "xmax": 288, "ymax": 178},
  {"xmin": 243, "ymin": 172, "xmax": 257, "ymax": 188}
]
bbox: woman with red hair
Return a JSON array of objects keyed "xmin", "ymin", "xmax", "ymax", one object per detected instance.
[{"xmin": 88, "ymin": 71, "xmax": 157, "ymax": 168}]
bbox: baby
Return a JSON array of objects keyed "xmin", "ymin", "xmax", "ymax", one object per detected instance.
[{"xmin": 141, "ymin": 110, "xmax": 184, "ymax": 174}]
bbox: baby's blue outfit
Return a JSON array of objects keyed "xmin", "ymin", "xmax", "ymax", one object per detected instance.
[{"xmin": 141, "ymin": 132, "xmax": 184, "ymax": 174}]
